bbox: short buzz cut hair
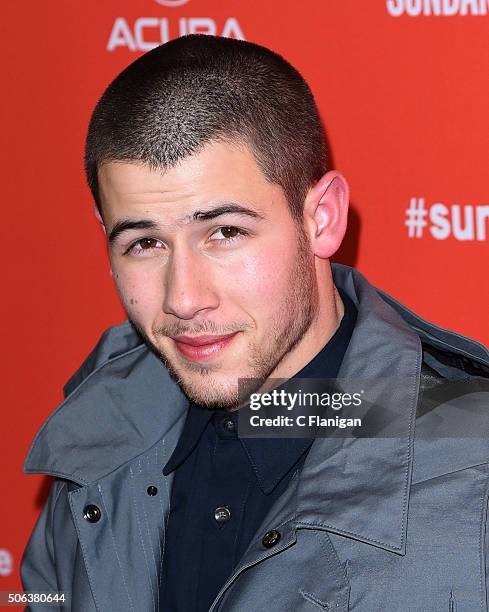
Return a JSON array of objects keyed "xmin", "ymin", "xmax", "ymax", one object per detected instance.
[{"xmin": 84, "ymin": 34, "xmax": 329, "ymax": 221}]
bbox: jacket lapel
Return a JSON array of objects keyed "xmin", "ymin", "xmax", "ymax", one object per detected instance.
[
  {"xmin": 24, "ymin": 347, "xmax": 189, "ymax": 484},
  {"xmin": 295, "ymin": 264, "xmax": 422, "ymax": 554},
  {"xmin": 23, "ymin": 344, "xmax": 189, "ymax": 612}
]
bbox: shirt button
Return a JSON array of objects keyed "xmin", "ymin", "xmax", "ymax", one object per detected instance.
[
  {"xmin": 262, "ymin": 529, "xmax": 281, "ymax": 548},
  {"xmin": 147, "ymin": 486, "xmax": 158, "ymax": 496},
  {"xmin": 83, "ymin": 504, "xmax": 101, "ymax": 523},
  {"xmin": 222, "ymin": 417, "xmax": 236, "ymax": 433},
  {"xmin": 214, "ymin": 506, "xmax": 232, "ymax": 524}
]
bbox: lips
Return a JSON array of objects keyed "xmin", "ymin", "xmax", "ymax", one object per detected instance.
[
  {"xmin": 172, "ymin": 332, "xmax": 238, "ymax": 362},
  {"xmin": 172, "ymin": 333, "xmax": 236, "ymax": 347}
]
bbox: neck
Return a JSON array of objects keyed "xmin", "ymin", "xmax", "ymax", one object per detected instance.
[{"xmin": 268, "ymin": 262, "xmax": 344, "ymax": 381}]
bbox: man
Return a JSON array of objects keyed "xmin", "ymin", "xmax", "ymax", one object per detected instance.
[{"xmin": 21, "ymin": 35, "xmax": 489, "ymax": 611}]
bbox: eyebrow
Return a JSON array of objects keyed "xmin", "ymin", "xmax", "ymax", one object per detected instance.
[
  {"xmin": 108, "ymin": 220, "xmax": 158, "ymax": 245},
  {"xmin": 108, "ymin": 203, "xmax": 265, "ymax": 244}
]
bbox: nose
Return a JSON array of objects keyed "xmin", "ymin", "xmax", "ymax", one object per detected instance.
[{"xmin": 162, "ymin": 246, "xmax": 219, "ymax": 320}]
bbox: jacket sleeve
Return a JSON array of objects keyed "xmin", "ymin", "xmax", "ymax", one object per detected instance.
[{"xmin": 20, "ymin": 478, "xmax": 66, "ymax": 607}]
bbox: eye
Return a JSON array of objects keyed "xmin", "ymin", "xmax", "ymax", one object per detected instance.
[
  {"xmin": 126, "ymin": 237, "xmax": 165, "ymax": 256},
  {"xmin": 210, "ymin": 226, "xmax": 248, "ymax": 243}
]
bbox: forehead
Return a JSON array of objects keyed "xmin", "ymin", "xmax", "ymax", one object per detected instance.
[{"xmin": 97, "ymin": 140, "xmax": 281, "ymax": 219}]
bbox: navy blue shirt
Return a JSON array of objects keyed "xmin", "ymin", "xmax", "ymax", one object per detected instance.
[{"xmin": 160, "ymin": 289, "xmax": 357, "ymax": 612}]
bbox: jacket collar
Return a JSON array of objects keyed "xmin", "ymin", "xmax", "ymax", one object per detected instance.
[
  {"xmin": 294, "ymin": 264, "xmax": 422, "ymax": 555},
  {"xmin": 24, "ymin": 345, "xmax": 189, "ymax": 486},
  {"xmin": 24, "ymin": 264, "xmax": 488, "ymax": 553}
]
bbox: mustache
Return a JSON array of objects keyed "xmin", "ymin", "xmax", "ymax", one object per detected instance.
[{"xmin": 152, "ymin": 320, "xmax": 250, "ymax": 337}]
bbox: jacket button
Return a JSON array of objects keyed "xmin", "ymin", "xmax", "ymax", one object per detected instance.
[
  {"xmin": 147, "ymin": 486, "xmax": 158, "ymax": 496},
  {"xmin": 214, "ymin": 506, "xmax": 231, "ymax": 524},
  {"xmin": 262, "ymin": 529, "xmax": 281, "ymax": 548},
  {"xmin": 222, "ymin": 417, "xmax": 236, "ymax": 433},
  {"xmin": 83, "ymin": 504, "xmax": 101, "ymax": 523}
]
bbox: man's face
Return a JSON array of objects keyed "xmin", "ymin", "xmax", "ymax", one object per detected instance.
[{"xmin": 98, "ymin": 140, "xmax": 319, "ymax": 409}]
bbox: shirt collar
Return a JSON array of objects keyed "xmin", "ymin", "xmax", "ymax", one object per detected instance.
[{"xmin": 162, "ymin": 289, "xmax": 357, "ymax": 491}]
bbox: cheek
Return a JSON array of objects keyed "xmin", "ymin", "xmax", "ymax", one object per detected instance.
[
  {"xmin": 112, "ymin": 267, "xmax": 164, "ymax": 325},
  {"xmin": 229, "ymin": 248, "xmax": 296, "ymax": 305}
]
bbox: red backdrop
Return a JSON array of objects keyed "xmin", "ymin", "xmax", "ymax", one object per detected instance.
[{"xmin": 1, "ymin": 0, "xmax": 488, "ymax": 592}]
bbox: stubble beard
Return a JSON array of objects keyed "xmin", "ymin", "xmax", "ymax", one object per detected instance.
[{"xmin": 134, "ymin": 225, "xmax": 320, "ymax": 410}]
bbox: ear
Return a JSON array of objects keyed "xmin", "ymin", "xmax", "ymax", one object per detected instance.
[
  {"xmin": 93, "ymin": 205, "xmax": 106, "ymax": 235},
  {"xmin": 303, "ymin": 171, "xmax": 349, "ymax": 259}
]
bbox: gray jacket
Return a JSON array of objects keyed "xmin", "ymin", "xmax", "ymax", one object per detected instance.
[{"xmin": 21, "ymin": 264, "xmax": 489, "ymax": 611}]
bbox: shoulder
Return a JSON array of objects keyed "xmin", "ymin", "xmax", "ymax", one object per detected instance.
[
  {"xmin": 332, "ymin": 262, "xmax": 489, "ymax": 370},
  {"xmin": 377, "ymin": 285, "xmax": 489, "ymax": 371},
  {"xmin": 412, "ymin": 341, "xmax": 489, "ymax": 484}
]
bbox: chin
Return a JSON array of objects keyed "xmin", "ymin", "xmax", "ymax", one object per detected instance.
[
  {"xmin": 161, "ymin": 358, "xmax": 239, "ymax": 409},
  {"xmin": 181, "ymin": 377, "xmax": 240, "ymax": 410}
]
